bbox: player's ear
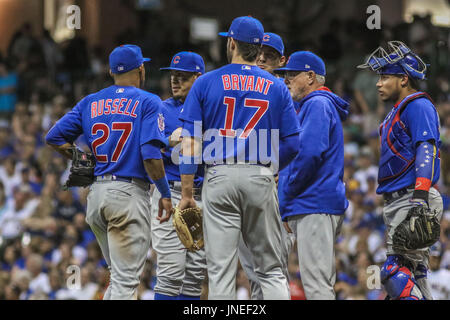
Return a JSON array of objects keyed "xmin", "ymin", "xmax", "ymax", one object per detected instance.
[
  {"xmin": 279, "ymin": 56, "xmax": 287, "ymax": 68},
  {"xmin": 308, "ymin": 71, "xmax": 316, "ymax": 85},
  {"xmin": 230, "ymin": 37, "xmax": 237, "ymax": 51},
  {"xmin": 400, "ymin": 74, "xmax": 409, "ymax": 88}
]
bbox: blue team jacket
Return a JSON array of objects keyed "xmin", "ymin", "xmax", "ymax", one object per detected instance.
[{"xmin": 278, "ymin": 87, "xmax": 349, "ymax": 220}]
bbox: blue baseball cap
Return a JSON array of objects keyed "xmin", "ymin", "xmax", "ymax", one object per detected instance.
[
  {"xmin": 109, "ymin": 44, "xmax": 150, "ymax": 74},
  {"xmin": 218, "ymin": 16, "xmax": 264, "ymax": 45},
  {"xmin": 262, "ymin": 32, "xmax": 284, "ymax": 56},
  {"xmin": 160, "ymin": 51, "xmax": 205, "ymax": 74},
  {"xmin": 275, "ymin": 51, "xmax": 326, "ymax": 76}
]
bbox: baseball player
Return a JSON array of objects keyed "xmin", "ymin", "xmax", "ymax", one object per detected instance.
[
  {"xmin": 238, "ymin": 31, "xmax": 293, "ymax": 300},
  {"xmin": 274, "ymin": 51, "xmax": 349, "ymax": 300},
  {"xmin": 358, "ymin": 41, "xmax": 443, "ymax": 300},
  {"xmin": 177, "ymin": 16, "xmax": 301, "ymax": 300},
  {"xmin": 256, "ymin": 32, "xmax": 286, "ymax": 75},
  {"xmin": 45, "ymin": 44, "xmax": 173, "ymax": 300},
  {"xmin": 151, "ymin": 51, "xmax": 206, "ymax": 300}
]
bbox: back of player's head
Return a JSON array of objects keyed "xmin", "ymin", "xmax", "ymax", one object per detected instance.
[
  {"xmin": 219, "ymin": 16, "xmax": 264, "ymax": 63},
  {"xmin": 219, "ymin": 16, "xmax": 264, "ymax": 45},
  {"xmin": 234, "ymin": 40, "xmax": 261, "ymax": 62},
  {"xmin": 109, "ymin": 44, "xmax": 151, "ymax": 74}
]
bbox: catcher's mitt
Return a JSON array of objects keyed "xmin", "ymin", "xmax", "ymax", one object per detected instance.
[
  {"xmin": 63, "ymin": 148, "xmax": 96, "ymax": 190},
  {"xmin": 392, "ymin": 205, "xmax": 440, "ymax": 251},
  {"xmin": 172, "ymin": 206, "xmax": 204, "ymax": 251}
]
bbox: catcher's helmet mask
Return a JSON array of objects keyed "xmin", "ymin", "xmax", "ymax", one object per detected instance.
[{"xmin": 358, "ymin": 41, "xmax": 428, "ymax": 80}]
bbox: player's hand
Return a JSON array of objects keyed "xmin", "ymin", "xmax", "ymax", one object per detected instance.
[
  {"xmin": 410, "ymin": 198, "xmax": 429, "ymax": 209},
  {"xmin": 158, "ymin": 197, "xmax": 173, "ymax": 223},
  {"xmin": 169, "ymin": 127, "xmax": 183, "ymax": 147},
  {"xmin": 178, "ymin": 196, "xmax": 197, "ymax": 211},
  {"xmin": 283, "ymin": 221, "xmax": 293, "ymax": 233}
]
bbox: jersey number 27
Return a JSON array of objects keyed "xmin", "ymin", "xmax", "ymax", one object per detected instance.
[{"xmin": 91, "ymin": 122, "xmax": 132, "ymax": 163}]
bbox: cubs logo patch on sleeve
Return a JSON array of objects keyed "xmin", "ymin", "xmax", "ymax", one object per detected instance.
[{"xmin": 158, "ymin": 113, "xmax": 165, "ymax": 132}]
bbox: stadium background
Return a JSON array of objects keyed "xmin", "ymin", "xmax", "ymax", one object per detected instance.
[{"xmin": 0, "ymin": 0, "xmax": 448, "ymax": 300}]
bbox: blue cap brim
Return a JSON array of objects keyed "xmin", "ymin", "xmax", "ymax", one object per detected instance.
[
  {"xmin": 263, "ymin": 43, "xmax": 283, "ymax": 56},
  {"xmin": 159, "ymin": 67, "xmax": 201, "ymax": 73},
  {"xmin": 218, "ymin": 32, "xmax": 229, "ymax": 37},
  {"xmin": 273, "ymin": 67, "xmax": 298, "ymax": 72}
]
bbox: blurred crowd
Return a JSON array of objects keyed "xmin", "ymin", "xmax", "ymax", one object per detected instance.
[{"xmin": 0, "ymin": 12, "xmax": 449, "ymax": 300}]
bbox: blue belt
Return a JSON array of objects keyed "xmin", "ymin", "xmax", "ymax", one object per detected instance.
[{"xmin": 95, "ymin": 174, "xmax": 150, "ymax": 191}]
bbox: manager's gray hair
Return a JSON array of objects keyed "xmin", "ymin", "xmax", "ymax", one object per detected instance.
[{"xmin": 316, "ymin": 74, "xmax": 326, "ymax": 84}]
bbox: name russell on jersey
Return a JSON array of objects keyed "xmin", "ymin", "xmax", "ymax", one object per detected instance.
[{"xmin": 90, "ymin": 98, "xmax": 140, "ymax": 119}]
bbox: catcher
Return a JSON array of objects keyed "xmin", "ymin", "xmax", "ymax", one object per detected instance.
[{"xmin": 358, "ymin": 41, "xmax": 443, "ymax": 300}]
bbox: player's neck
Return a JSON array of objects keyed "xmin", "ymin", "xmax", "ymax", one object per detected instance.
[
  {"xmin": 397, "ymin": 87, "xmax": 418, "ymax": 103},
  {"xmin": 231, "ymin": 56, "xmax": 257, "ymax": 66},
  {"xmin": 303, "ymin": 83, "xmax": 323, "ymax": 99},
  {"xmin": 114, "ymin": 78, "xmax": 140, "ymax": 88}
]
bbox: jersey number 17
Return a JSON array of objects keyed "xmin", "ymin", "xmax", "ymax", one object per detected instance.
[{"xmin": 220, "ymin": 97, "xmax": 269, "ymax": 139}]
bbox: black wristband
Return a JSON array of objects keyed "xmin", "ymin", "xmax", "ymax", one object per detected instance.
[{"xmin": 412, "ymin": 189, "xmax": 429, "ymax": 203}]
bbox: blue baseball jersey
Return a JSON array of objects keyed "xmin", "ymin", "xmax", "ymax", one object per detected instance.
[
  {"xmin": 377, "ymin": 94, "xmax": 441, "ymax": 193},
  {"xmin": 162, "ymin": 97, "xmax": 203, "ymax": 185},
  {"xmin": 179, "ymin": 64, "xmax": 300, "ymax": 166},
  {"xmin": 46, "ymin": 85, "xmax": 167, "ymax": 182}
]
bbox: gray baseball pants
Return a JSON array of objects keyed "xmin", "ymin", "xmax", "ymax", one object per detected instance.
[
  {"xmin": 287, "ymin": 213, "xmax": 344, "ymax": 300},
  {"xmin": 86, "ymin": 177, "xmax": 152, "ymax": 300},
  {"xmin": 151, "ymin": 184, "xmax": 206, "ymax": 297},
  {"xmin": 203, "ymin": 164, "xmax": 290, "ymax": 300},
  {"xmin": 383, "ymin": 187, "xmax": 443, "ymax": 300},
  {"xmin": 238, "ymin": 223, "xmax": 294, "ymax": 300}
]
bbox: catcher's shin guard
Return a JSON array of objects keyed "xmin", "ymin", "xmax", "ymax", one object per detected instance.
[{"xmin": 380, "ymin": 255, "xmax": 424, "ymax": 300}]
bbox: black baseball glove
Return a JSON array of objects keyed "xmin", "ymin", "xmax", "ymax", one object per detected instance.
[
  {"xmin": 392, "ymin": 205, "xmax": 440, "ymax": 251},
  {"xmin": 63, "ymin": 148, "xmax": 96, "ymax": 190}
]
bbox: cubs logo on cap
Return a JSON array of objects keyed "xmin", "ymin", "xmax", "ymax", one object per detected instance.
[
  {"xmin": 261, "ymin": 32, "xmax": 284, "ymax": 56},
  {"xmin": 160, "ymin": 51, "xmax": 205, "ymax": 74}
]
